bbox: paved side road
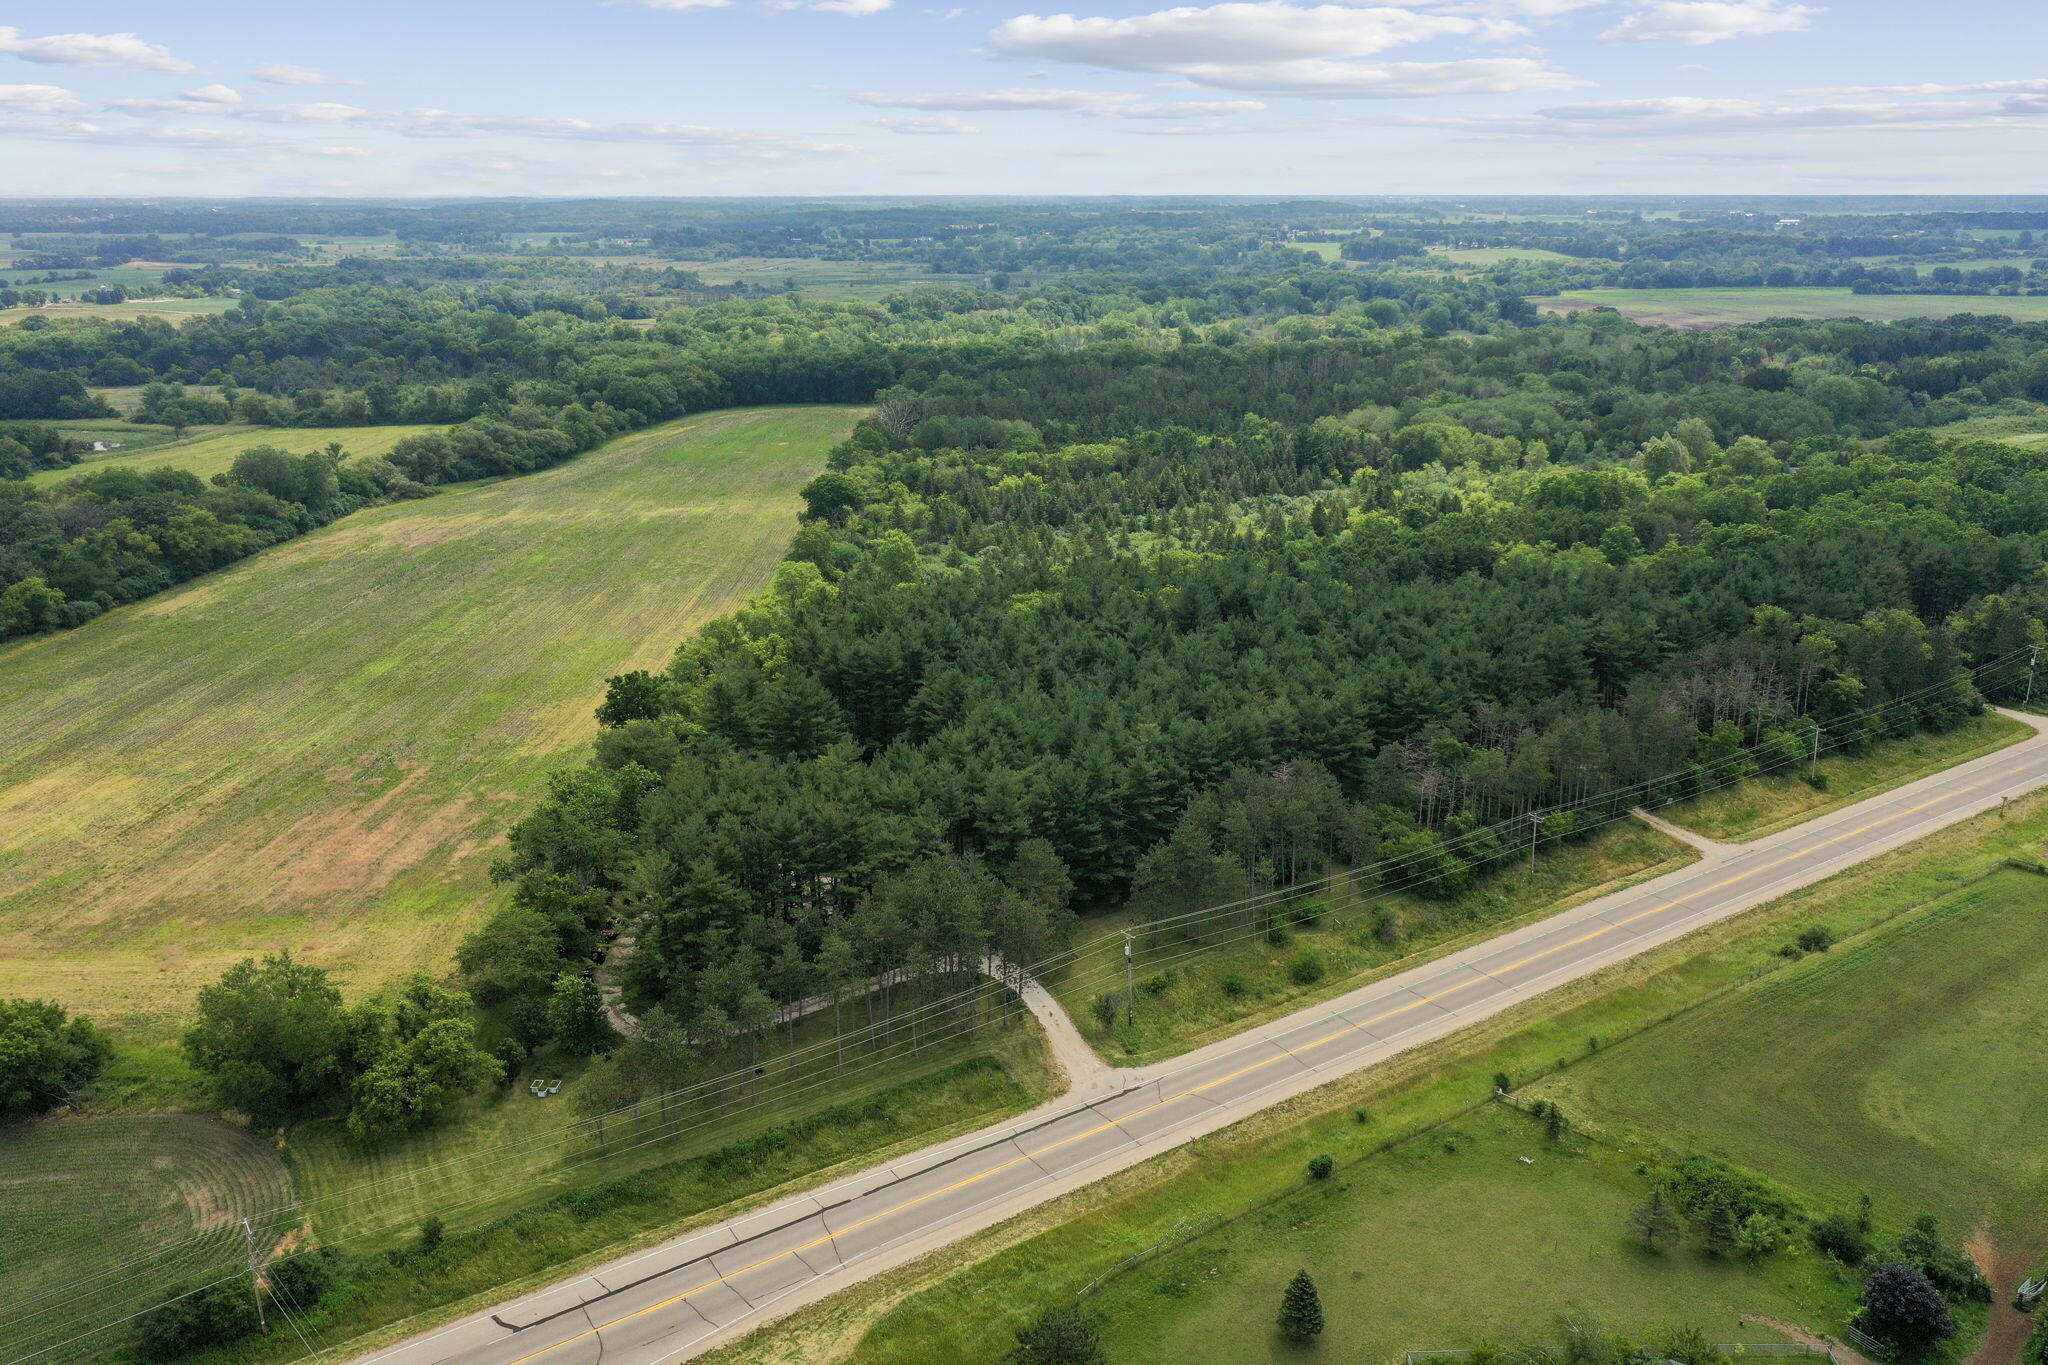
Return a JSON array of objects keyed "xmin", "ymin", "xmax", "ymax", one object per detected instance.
[{"xmin": 358, "ymin": 711, "xmax": 2048, "ymax": 1365}]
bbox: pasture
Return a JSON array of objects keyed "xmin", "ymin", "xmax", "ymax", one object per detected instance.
[
  {"xmin": 29, "ymin": 422, "xmax": 436, "ymax": 485},
  {"xmin": 1549, "ymin": 867, "xmax": 2048, "ymax": 1274},
  {"xmin": 0, "ymin": 296, "xmax": 238, "ymax": 327},
  {"xmin": 0, "ymin": 405, "xmax": 856, "ymax": 1034},
  {"xmin": 1528, "ymin": 287, "xmax": 2048, "ymax": 327},
  {"xmin": 0, "ymin": 1115, "xmax": 291, "ymax": 1361}
]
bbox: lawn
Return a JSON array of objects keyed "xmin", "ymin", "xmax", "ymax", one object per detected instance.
[
  {"xmin": 1086, "ymin": 1107, "xmax": 1850, "ymax": 1365},
  {"xmin": 1548, "ymin": 866, "xmax": 2048, "ymax": 1274},
  {"xmin": 1053, "ymin": 820, "xmax": 1694, "ymax": 1064},
  {"xmin": 29, "ymin": 422, "xmax": 436, "ymax": 484},
  {"xmin": 0, "ymin": 405, "xmax": 857, "ymax": 1036},
  {"xmin": 1527, "ymin": 287, "xmax": 2048, "ymax": 328},
  {"xmin": 0, "ymin": 1114, "xmax": 291, "ymax": 1364},
  {"xmin": 1657, "ymin": 712, "xmax": 2030, "ymax": 841}
]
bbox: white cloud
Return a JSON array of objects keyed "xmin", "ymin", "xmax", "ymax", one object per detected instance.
[
  {"xmin": 182, "ymin": 84, "xmax": 244, "ymax": 104},
  {"xmin": 1796, "ymin": 77, "xmax": 2048, "ymax": 97},
  {"xmin": 985, "ymin": 3, "xmax": 1580, "ymax": 98},
  {"xmin": 1599, "ymin": 0, "xmax": 1815, "ymax": 45},
  {"xmin": 1395, "ymin": 92, "xmax": 2048, "ymax": 137},
  {"xmin": 249, "ymin": 62, "xmax": 365, "ymax": 86},
  {"xmin": 615, "ymin": 0, "xmax": 735, "ymax": 8},
  {"xmin": 991, "ymin": 4, "xmax": 1477, "ymax": 69},
  {"xmin": 1086, "ymin": 99, "xmax": 1266, "ymax": 117},
  {"xmin": 812, "ymin": 0, "xmax": 894, "ymax": 12},
  {"xmin": 0, "ymin": 83, "xmax": 86, "ymax": 115},
  {"xmin": 853, "ymin": 87, "xmax": 1133, "ymax": 110},
  {"xmin": 874, "ymin": 114, "xmax": 981, "ymax": 132},
  {"xmin": 0, "ymin": 26, "xmax": 194, "ymax": 73}
]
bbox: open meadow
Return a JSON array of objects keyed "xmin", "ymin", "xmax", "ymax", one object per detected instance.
[
  {"xmin": 1547, "ymin": 866, "xmax": 2048, "ymax": 1283},
  {"xmin": 0, "ymin": 296, "xmax": 238, "ymax": 327},
  {"xmin": 29, "ymin": 423, "xmax": 437, "ymax": 484},
  {"xmin": 1528, "ymin": 287, "xmax": 2048, "ymax": 327},
  {"xmin": 0, "ymin": 405, "xmax": 858, "ymax": 1036}
]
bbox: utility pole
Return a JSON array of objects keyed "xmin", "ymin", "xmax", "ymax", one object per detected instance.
[
  {"xmin": 2027, "ymin": 644, "xmax": 2042, "ymax": 707},
  {"xmin": 1527, "ymin": 812, "xmax": 1547, "ymax": 874},
  {"xmin": 242, "ymin": 1217, "xmax": 267, "ymax": 1334},
  {"xmin": 1123, "ymin": 931, "xmax": 1135, "ymax": 1025},
  {"xmin": 1809, "ymin": 720, "xmax": 1822, "ymax": 782}
]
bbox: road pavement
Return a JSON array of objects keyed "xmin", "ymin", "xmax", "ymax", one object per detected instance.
[{"xmin": 357, "ymin": 710, "xmax": 2048, "ymax": 1365}]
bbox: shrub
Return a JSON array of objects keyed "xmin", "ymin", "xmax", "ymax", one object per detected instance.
[
  {"xmin": 1289, "ymin": 948, "xmax": 1326, "ymax": 986},
  {"xmin": 1307, "ymin": 1152, "xmax": 1335, "ymax": 1180},
  {"xmin": 418, "ymin": 1215, "xmax": 445, "ymax": 1256},
  {"xmin": 1812, "ymin": 1213, "xmax": 1870, "ymax": 1265},
  {"xmin": 1006, "ymin": 1305, "xmax": 1106, "ymax": 1365},
  {"xmin": 1736, "ymin": 1212, "xmax": 1787, "ymax": 1260},
  {"xmin": 1896, "ymin": 1215, "xmax": 1992, "ymax": 1302},
  {"xmin": 1796, "ymin": 925, "xmax": 1836, "ymax": 952},
  {"xmin": 266, "ymin": 1247, "xmax": 339, "ymax": 1312},
  {"xmin": 1220, "ymin": 971, "xmax": 1249, "ymax": 998},
  {"xmin": 1369, "ymin": 905, "xmax": 1400, "ymax": 946},
  {"xmin": 136, "ymin": 1281, "xmax": 260, "ymax": 1362},
  {"xmin": 1091, "ymin": 992, "xmax": 1122, "ymax": 1029},
  {"xmin": 1141, "ymin": 970, "xmax": 1173, "ymax": 996},
  {"xmin": 1266, "ymin": 924, "xmax": 1293, "ymax": 947},
  {"xmin": 1289, "ymin": 897, "xmax": 1328, "ymax": 928},
  {"xmin": 1860, "ymin": 1264, "xmax": 1956, "ymax": 1350}
]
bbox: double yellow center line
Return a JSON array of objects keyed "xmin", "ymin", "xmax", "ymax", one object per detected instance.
[{"xmin": 501, "ymin": 763, "xmax": 2016, "ymax": 1365}]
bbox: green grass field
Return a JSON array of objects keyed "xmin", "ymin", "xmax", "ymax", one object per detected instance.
[
  {"xmin": 1659, "ymin": 713, "xmax": 2029, "ymax": 841},
  {"xmin": 0, "ymin": 405, "xmax": 856, "ymax": 1035},
  {"xmin": 1549, "ymin": 867, "xmax": 2048, "ymax": 1274},
  {"xmin": 29, "ymin": 423, "xmax": 436, "ymax": 484},
  {"xmin": 0, "ymin": 296, "xmax": 238, "ymax": 327},
  {"xmin": 1083, "ymin": 1107, "xmax": 1848, "ymax": 1365},
  {"xmin": 661, "ymin": 256, "xmax": 986, "ymax": 300},
  {"xmin": 1528, "ymin": 287, "xmax": 2048, "ymax": 328},
  {"xmin": 0, "ymin": 1115, "xmax": 290, "ymax": 1357},
  {"xmin": 1436, "ymin": 246, "xmax": 1581, "ymax": 266},
  {"xmin": 1054, "ymin": 821, "xmax": 1692, "ymax": 1064}
]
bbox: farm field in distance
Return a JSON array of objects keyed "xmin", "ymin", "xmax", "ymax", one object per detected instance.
[
  {"xmin": 1528, "ymin": 286, "xmax": 2048, "ymax": 327},
  {"xmin": 0, "ymin": 404, "xmax": 857, "ymax": 1035},
  {"xmin": 29, "ymin": 423, "xmax": 438, "ymax": 484},
  {"xmin": 0, "ymin": 296, "xmax": 239, "ymax": 326}
]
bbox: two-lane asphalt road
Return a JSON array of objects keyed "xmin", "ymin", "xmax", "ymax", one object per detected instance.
[{"xmin": 360, "ymin": 710, "xmax": 2048, "ymax": 1365}]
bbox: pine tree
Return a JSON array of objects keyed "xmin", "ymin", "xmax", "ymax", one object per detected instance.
[
  {"xmin": 1278, "ymin": 1269, "xmax": 1325, "ymax": 1341},
  {"xmin": 1700, "ymin": 1200, "xmax": 1739, "ymax": 1258},
  {"xmin": 1629, "ymin": 1190, "xmax": 1680, "ymax": 1252}
]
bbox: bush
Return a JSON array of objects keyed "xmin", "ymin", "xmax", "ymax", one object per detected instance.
[
  {"xmin": 1812, "ymin": 1213, "xmax": 1870, "ymax": 1265},
  {"xmin": 136, "ymin": 1281, "xmax": 260, "ymax": 1362},
  {"xmin": 1091, "ymin": 992, "xmax": 1122, "ymax": 1029},
  {"xmin": 1860, "ymin": 1263, "xmax": 1956, "ymax": 1350},
  {"xmin": 1266, "ymin": 924, "xmax": 1293, "ymax": 947},
  {"xmin": 1289, "ymin": 948, "xmax": 1326, "ymax": 986},
  {"xmin": 266, "ymin": 1247, "xmax": 339, "ymax": 1312},
  {"xmin": 1289, "ymin": 897, "xmax": 1328, "ymax": 928},
  {"xmin": 1141, "ymin": 970, "xmax": 1173, "ymax": 996},
  {"xmin": 1307, "ymin": 1152, "xmax": 1335, "ymax": 1180},
  {"xmin": 1006, "ymin": 1305, "xmax": 1106, "ymax": 1365},
  {"xmin": 1796, "ymin": 925, "xmax": 1836, "ymax": 952},
  {"xmin": 1896, "ymin": 1215, "xmax": 1992, "ymax": 1302},
  {"xmin": 1220, "ymin": 971, "xmax": 1249, "ymax": 998}
]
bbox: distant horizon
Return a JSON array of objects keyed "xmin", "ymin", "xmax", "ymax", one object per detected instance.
[{"xmin": 2, "ymin": 2, "xmax": 2044, "ymax": 197}]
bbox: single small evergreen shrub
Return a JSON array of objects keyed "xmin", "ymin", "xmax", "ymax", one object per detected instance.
[{"xmin": 1307, "ymin": 1152, "xmax": 1335, "ymax": 1180}]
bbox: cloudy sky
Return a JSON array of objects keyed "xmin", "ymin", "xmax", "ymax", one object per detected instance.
[{"xmin": 1, "ymin": 0, "xmax": 2044, "ymax": 196}]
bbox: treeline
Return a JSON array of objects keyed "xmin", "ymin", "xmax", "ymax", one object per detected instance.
[
  {"xmin": 0, "ymin": 444, "xmax": 426, "ymax": 639},
  {"xmin": 484, "ymin": 329, "xmax": 2048, "ymax": 1043}
]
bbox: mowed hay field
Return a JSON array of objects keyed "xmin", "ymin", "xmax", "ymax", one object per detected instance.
[
  {"xmin": 0, "ymin": 1114, "xmax": 290, "ymax": 1355},
  {"xmin": 29, "ymin": 423, "xmax": 438, "ymax": 484},
  {"xmin": 1529, "ymin": 287, "xmax": 2048, "ymax": 328},
  {"xmin": 1548, "ymin": 867, "xmax": 2048, "ymax": 1271},
  {"xmin": 0, "ymin": 405, "xmax": 857, "ymax": 1034}
]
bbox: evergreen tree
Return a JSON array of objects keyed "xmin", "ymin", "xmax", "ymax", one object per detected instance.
[
  {"xmin": 1629, "ymin": 1190, "xmax": 1681, "ymax": 1252},
  {"xmin": 1278, "ymin": 1269, "xmax": 1326, "ymax": 1340}
]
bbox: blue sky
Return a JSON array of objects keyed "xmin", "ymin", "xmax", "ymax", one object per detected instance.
[{"xmin": 2, "ymin": 0, "xmax": 2044, "ymax": 196}]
